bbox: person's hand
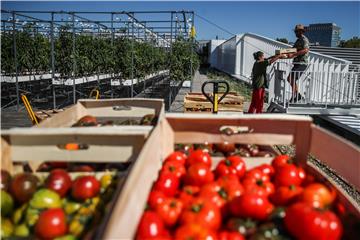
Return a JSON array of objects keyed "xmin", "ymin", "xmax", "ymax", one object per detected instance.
[
  {"xmin": 287, "ymin": 53, "xmax": 295, "ymax": 58},
  {"xmin": 280, "ymin": 54, "xmax": 288, "ymax": 59}
]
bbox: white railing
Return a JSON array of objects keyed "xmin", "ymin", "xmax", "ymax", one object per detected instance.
[
  {"xmin": 213, "ymin": 32, "xmax": 360, "ymax": 108},
  {"xmin": 270, "ymin": 62, "xmax": 360, "ymax": 107}
]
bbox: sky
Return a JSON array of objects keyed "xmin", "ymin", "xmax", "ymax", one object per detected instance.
[{"xmin": 2, "ymin": 1, "xmax": 359, "ymax": 42}]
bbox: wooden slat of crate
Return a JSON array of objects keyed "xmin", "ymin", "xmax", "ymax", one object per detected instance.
[
  {"xmin": 1, "ymin": 126, "xmax": 150, "ymax": 166},
  {"xmin": 103, "ymin": 113, "xmax": 360, "ymax": 239},
  {"xmin": 37, "ymin": 98, "xmax": 164, "ymax": 128}
]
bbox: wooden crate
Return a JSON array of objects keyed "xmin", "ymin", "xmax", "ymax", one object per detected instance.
[
  {"xmin": 1, "ymin": 127, "xmax": 150, "ymax": 169},
  {"xmin": 0, "ymin": 126, "xmax": 150, "ymax": 239},
  {"xmin": 184, "ymin": 92, "xmax": 244, "ymax": 113},
  {"xmin": 37, "ymin": 98, "xmax": 164, "ymax": 128},
  {"xmin": 103, "ymin": 113, "xmax": 360, "ymax": 239}
]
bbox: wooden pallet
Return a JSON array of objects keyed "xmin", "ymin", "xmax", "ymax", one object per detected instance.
[{"xmin": 184, "ymin": 92, "xmax": 244, "ymax": 113}]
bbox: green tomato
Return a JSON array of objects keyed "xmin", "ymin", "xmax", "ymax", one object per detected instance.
[
  {"xmin": 25, "ymin": 207, "xmax": 40, "ymax": 226},
  {"xmin": 54, "ymin": 234, "xmax": 78, "ymax": 240},
  {"xmin": 14, "ymin": 223, "xmax": 30, "ymax": 237},
  {"xmin": 1, "ymin": 217, "xmax": 14, "ymax": 237},
  {"xmin": 64, "ymin": 201, "xmax": 82, "ymax": 215},
  {"xmin": 1, "ymin": 190, "xmax": 14, "ymax": 217},
  {"xmin": 12, "ymin": 203, "xmax": 28, "ymax": 224},
  {"xmin": 29, "ymin": 188, "xmax": 61, "ymax": 209}
]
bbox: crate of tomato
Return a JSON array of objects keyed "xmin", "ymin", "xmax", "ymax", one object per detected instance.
[
  {"xmin": 37, "ymin": 98, "xmax": 164, "ymax": 129},
  {"xmin": 102, "ymin": 113, "xmax": 359, "ymax": 240},
  {"xmin": 0, "ymin": 126, "xmax": 151, "ymax": 239}
]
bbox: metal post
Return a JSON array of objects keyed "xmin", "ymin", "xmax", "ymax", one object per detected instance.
[
  {"xmin": 190, "ymin": 13, "xmax": 194, "ymax": 92},
  {"xmin": 51, "ymin": 12, "xmax": 56, "ymax": 109},
  {"xmin": 72, "ymin": 13, "xmax": 76, "ymax": 104},
  {"xmin": 12, "ymin": 12, "xmax": 20, "ymax": 110},
  {"xmin": 170, "ymin": 12, "xmax": 173, "ymax": 74},
  {"xmin": 111, "ymin": 13, "xmax": 114, "ymax": 45},
  {"xmin": 111, "ymin": 13, "xmax": 114, "ymax": 99},
  {"xmin": 130, "ymin": 15, "xmax": 134, "ymax": 98}
]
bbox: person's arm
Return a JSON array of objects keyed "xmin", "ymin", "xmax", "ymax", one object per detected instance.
[
  {"xmin": 287, "ymin": 48, "xmax": 309, "ymax": 58},
  {"xmin": 266, "ymin": 54, "xmax": 284, "ymax": 64}
]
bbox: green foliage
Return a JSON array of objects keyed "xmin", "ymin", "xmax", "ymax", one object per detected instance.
[
  {"xmin": 276, "ymin": 38, "xmax": 289, "ymax": 44},
  {"xmin": 1, "ymin": 28, "xmax": 195, "ymax": 83},
  {"xmin": 1, "ymin": 24, "xmax": 50, "ymax": 75},
  {"xmin": 338, "ymin": 37, "xmax": 360, "ymax": 48},
  {"xmin": 55, "ymin": 26, "xmax": 72, "ymax": 77},
  {"xmin": 170, "ymin": 38, "xmax": 200, "ymax": 81}
]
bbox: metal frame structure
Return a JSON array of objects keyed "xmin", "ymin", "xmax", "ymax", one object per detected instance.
[{"xmin": 1, "ymin": 10, "xmax": 195, "ymax": 110}]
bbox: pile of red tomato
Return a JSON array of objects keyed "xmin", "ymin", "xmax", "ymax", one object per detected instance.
[{"xmin": 136, "ymin": 149, "xmax": 347, "ymax": 240}]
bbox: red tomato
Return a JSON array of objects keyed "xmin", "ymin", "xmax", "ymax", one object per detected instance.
[
  {"xmin": 242, "ymin": 178, "xmax": 274, "ymax": 197},
  {"xmin": 184, "ymin": 163, "xmax": 214, "ymax": 187},
  {"xmin": 71, "ymin": 175, "xmax": 100, "ymax": 201},
  {"xmin": 153, "ymin": 173, "xmax": 180, "ymax": 197},
  {"xmin": 136, "ymin": 211, "xmax": 165, "ymax": 239},
  {"xmin": 174, "ymin": 223, "xmax": 218, "ymax": 240},
  {"xmin": 284, "ymin": 202, "xmax": 343, "ymax": 240},
  {"xmin": 160, "ymin": 160, "xmax": 186, "ymax": 179},
  {"xmin": 254, "ymin": 164, "xmax": 275, "ymax": 177},
  {"xmin": 299, "ymin": 183, "xmax": 336, "ymax": 208},
  {"xmin": 243, "ymin": 169, "xmax": 270, "ymax": 183},
  {"xmin": 270, "ymin": 185, "xmax": 303, "ymax": 206},
  {"xmin": 180, "ymin": 198, "xmax": 221, "ymax": 230},
  {"xmin": 274, "ymin": 164, "xmax": 303, "ymax": 187},
  {"xmin": 199, "ymin": 180, "xmax": 244, "ymax": 209},
  {"xmin": 35, "ymin": 208, "xmax": 67, "ymax": 239},
  {"xmin": 215, "ymin": 156, "xmax": 246, "ymax": 179},
  {"xmin": 229, "ymin": 193, "xmax": 274, "ymax": 221},
  {"xmin": 164, "ymin": 151, "xmax": 187, "ymax": 166},
  {"xmin": 187, "ymin": 149, "xmax": 212, "ymax": 168},
  {"xmin": 76, "ymin": 115, "xmax": 97, "ymax": 126},
  {"xmin": 147, "ymin": 190, "xmax": 167, "ymax": 210},
  {"xmin": 178, "ymin": 185, "xmax": 200, "ymax": 208},
  {"xmin": 271, "ymin": 154, "xmax": 292, "ymax": 170},
  {"xmin": 298, "ymin": 167, "xmax": 306, "ymax": 181},
  {"xmin": 45, "ymin": 169, "xmax": 72, "ymax": 197},
  {"xmin": 218, "ymin": 231, "xmax": 245, "ymax": 240},
  {"xmin": 156, "ymin": 198, "xmax": 183, "ymax": 227},
  {"xmin": 214, "ymin": 142, "xmax": 236, "ymax": 155}
]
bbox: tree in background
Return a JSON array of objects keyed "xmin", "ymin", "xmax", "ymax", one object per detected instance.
[
  {"xmin": 338, "ymin": 37, "xmax": 360, "ymax": 48},
  {"xmin": 276, "ymin": 38, "xmax": 289, "ymax": 44}
]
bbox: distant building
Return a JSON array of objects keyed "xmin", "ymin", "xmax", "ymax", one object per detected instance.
[{"xmin": 304, "ymin": 23, "xmax": 341, "ymax": 47}]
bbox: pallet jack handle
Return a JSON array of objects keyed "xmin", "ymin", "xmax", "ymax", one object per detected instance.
[
  {"xmin": 89, "ymin": 89, "xmax": 100, "ymax": 100},
  {"xmin": 201, "ymin": 80, "xmax": 230, "ymax": 114},
  {"xmin": 21, "ymin": 94, "xmax": 39, "ymax": 125}
]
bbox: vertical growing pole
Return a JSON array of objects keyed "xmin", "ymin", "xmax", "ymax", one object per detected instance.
[
  {"xmin": 51, "ymin": 12, "xmax": 56, "ymax": 109},
  {"xmin": 130, "ymin": 14, "xmax": 134, "ymax": 98},
  {"xmin": 111, "ymin": 13, "xmax": 114, "ymax": 98},
  {"xmin": 72, "ymin": 13, "xmax": 76, "ymax": 104},
  {"xmin": 190, "ymin": 12, "xmax": 195, "ymax": 92},
  {"xmin": 12, "ymin": 12, "xmax": 20, "ymax": 111}
]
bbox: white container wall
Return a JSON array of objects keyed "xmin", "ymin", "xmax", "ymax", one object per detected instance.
[{"xmin": 209, "ymin": 40, "xmax": 225, "ymax": 68}]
